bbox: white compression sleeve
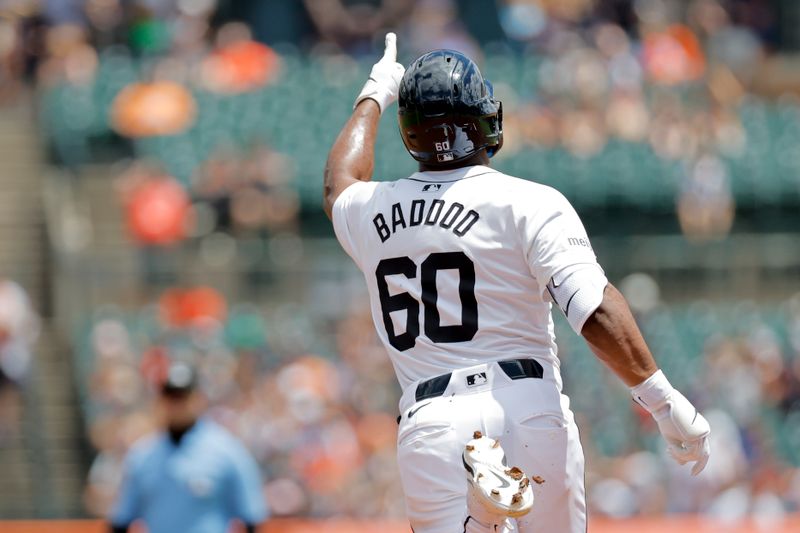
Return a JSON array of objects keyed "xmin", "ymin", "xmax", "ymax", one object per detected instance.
[{"xmin": 545, "ymin": 264, "xmax": 608, "ymax": 334}]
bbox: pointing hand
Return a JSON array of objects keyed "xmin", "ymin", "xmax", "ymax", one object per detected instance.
[{"xmin": 354, "ymin": 32, "xmax": 406, "ymax": 114}]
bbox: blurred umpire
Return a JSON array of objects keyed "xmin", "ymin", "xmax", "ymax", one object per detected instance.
[{"xmin": 109, "ymin": 361, "xmax": 268, "ymax": 533}]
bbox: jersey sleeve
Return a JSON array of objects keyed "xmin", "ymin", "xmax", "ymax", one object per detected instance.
[
  {"xmin": 331, "ymin": 181, "xmax": 376, "ymax": 269},
  {"xmin": 521, "ymin": 188, "xmax": 602, "ymax": 291},
  {"xmin": 226, "ymin": 442, "xmax": 269, "ymax": 524}
]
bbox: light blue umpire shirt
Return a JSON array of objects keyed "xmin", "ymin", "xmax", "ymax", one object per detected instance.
[{"xmin": 110, "ymin": 418, "xmax": 268, "ymax": 533}]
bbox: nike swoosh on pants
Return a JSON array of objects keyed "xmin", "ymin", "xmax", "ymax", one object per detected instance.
[{"xmin": 407, "ymin": 401, "xmax": 432, "ymax": 419}]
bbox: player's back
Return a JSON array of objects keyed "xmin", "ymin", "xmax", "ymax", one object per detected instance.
[{"xmin": 332, "ymin": 165, "xmax": 601, "ymax": 390}]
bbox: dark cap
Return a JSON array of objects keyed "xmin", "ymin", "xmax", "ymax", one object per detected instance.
[{"xmin": 161, "ymin": 361, "xmax": 198, "ymax": 396}]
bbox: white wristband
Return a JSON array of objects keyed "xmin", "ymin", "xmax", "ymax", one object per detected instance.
[
  {"xmin": 354, "ymin": 79, "xmax": 390, "ymax": 113},
  {"xmin": 630, "ymin": 369, "xmax": 673, "ymax": 414}
]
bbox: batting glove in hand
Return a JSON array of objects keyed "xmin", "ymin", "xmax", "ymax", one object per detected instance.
[
  {"xmin": 354, "ymin": 32, "xmax": 405, "ymax": 114},
  {"xmin": 631, "ymin": 370, "xmax": 711, "ymax": 476}
]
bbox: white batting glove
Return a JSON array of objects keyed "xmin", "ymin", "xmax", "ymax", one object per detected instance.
[
  {"xmin": 631, "ymin": 370, "xmax": 711, "ymax": 476},
  {"xmin": 354, "ymin": 32, "xmax": 405, "ymax": 114}
]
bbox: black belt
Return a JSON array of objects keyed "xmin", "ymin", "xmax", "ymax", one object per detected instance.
[{"xmin": 415, "ymin": 358, "xmax": 544, "ymax": 402}]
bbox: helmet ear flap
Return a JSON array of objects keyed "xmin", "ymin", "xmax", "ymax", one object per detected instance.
[
  {"xmin": 496, "ymin": 101, "xmax": 503, "ymax": 134},
  {"xmin": 486, "ymin": 101, "xmax": 503, "ymax": 158}
]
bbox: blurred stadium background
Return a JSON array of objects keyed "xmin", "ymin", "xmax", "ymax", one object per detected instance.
[{"xmin": 0, "ymin": 0, "xmax": 799, "ymax": 530}]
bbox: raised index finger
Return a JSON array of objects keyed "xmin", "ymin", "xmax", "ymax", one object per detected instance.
[{"xmin": 382, "ymin": 32, "xmax": 397, "ymax": 62}]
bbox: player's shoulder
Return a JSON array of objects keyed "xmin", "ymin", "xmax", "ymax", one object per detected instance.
[
  {"xmin": 335, "ymin": 180, "xmax": 380, "ymax": 200},
  {"xmin": 490, "ymin": 169, "xmax": 559, "ymax": 192},
  {"xmin": 469, "ymin": 168, "xmax": 570, "ymax": 206}
]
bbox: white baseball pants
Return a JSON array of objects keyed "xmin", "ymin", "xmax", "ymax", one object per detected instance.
[{"xmin": 396, "ymin": 359, "xmax": 587, "ymax": 533}]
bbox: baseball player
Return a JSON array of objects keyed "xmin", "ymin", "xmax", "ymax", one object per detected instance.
[{"xmin": 324, "ymin": 33, "xmax": 711, "ymax": 533}]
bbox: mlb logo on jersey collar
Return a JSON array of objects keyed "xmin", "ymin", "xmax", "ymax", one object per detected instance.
[
  {"xmin": 422, "ymin": 183, "xmax": 442, "ymax": 192},
  {"xmin": 467, "ymin": 372, "xmax": 487, "ymax": 386}
]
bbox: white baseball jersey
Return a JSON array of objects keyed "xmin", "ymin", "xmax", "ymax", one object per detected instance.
[{"xmin": 332, "ymin": 164, "xmax": 603, "ymax": 391}]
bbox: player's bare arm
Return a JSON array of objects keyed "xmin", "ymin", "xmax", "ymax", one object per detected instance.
[
  {"xmin": 323, "ymin": 100, "xmax": 380, "ymax": 218},
  {"xmin": 581, "ymin": 283, "xmax": 711, "ymax": 476},
  {"xmin": 323, "ymin": 33, "xmax": 404, "ymax": 219},
  {"xmin": 581, "ymin": 283, "xmax": 657, "ymax": 387}
]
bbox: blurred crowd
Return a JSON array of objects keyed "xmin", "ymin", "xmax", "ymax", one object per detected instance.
[{"xmin": 118, "ymin": 143, "xmax": 299, "ymax": 247}]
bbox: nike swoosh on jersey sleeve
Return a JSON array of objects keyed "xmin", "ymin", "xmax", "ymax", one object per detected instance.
[{"xmin": 564, "ymin": 290, "xmax": 579, "ymax": 317}]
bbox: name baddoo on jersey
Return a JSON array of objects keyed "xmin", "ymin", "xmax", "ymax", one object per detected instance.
[{"xmin": 373, "ymin": 198, "xmax": 480, "ymax": 243}]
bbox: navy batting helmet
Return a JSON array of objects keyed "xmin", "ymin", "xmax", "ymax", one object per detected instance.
[{"xmin": 398, "ymin": 50, "xmax": 502, "ymax": 167}]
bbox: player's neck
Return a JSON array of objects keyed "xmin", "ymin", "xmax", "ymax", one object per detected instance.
[{"xmin": 419, "ymin": 151, "xmax": 490, "ymax": 172}]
